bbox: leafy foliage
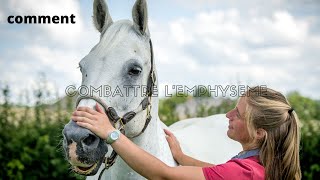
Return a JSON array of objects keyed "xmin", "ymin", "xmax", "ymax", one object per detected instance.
[
  {"xmin": 0, "ymin": 85, "xmax": 84, "ymax": 180},
  {"xmin": 287, "ymin": 91, "xmax": 320, "ymax": 179},
  {"xmin": 287, "ymin": 91, "xmax": 319, "ymax": 121}
]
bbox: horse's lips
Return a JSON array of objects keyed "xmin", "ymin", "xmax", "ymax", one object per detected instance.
[
  {"xmin": 74, "ymin": 163, "xmax": 97, "ymax": 175},
  {"xmin": 70, "ymin": 161, "xmax": 94, "ymax": 168}
]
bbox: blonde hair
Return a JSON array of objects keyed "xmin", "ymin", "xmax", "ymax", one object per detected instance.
[{"xmin": 244, "ymin": 86, "xmax": 301, "ymax": 180}]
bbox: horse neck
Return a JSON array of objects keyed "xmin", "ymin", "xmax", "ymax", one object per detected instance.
[
  {"xmin": 131, "ymin": 95, "xmax": 160, "ymax": 151},
  {"xmin": 129, "ymin": 95, "xmax": 176, "ymax": 167}
]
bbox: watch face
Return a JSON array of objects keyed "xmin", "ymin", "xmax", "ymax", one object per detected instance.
[
  {"xmin": 110, "ymin": 131, "xmax": 119, "ymax": 140},
  {"xmin": 107, "ymin": 130, "xmax": 120, "ymax": 144}
]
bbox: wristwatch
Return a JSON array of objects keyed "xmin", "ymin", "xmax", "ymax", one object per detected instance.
[{"xmin": 106, "ymin": 130, "xmax": 121, "ymax": 144}]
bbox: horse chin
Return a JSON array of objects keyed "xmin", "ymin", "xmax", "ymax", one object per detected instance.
[{"xmin": 72, "ymin": 159, "xmax": 103, "ymax": 176}]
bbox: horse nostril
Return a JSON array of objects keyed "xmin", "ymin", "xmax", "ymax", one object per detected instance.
[{"xmin": 82, "ymin": 134, "xmax": 97, "ymax": 146}]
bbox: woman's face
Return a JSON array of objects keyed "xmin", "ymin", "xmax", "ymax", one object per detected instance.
[{"xmin": 226, "ymin": 97, "xmax": 251, "ymax": 145}]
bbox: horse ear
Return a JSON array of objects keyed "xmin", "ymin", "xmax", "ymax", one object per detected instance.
[
  {"xmin": 132, "ymin": 0, "xmax": 149, "ymax": 36},
  {"xmin": 93, "ymin": 0, "xmax": 113, "ymax": 33}
]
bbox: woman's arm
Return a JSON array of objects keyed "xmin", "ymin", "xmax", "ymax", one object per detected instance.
[
  {"xmin": 164, "ymin": 129, "xmax": 215, "ymax": 167},
  {"xmin": 112, "ymin": 130, "xmax": 205, "ymax": 180},
  {"xmin": 174, "ymin": 153, "xmax": 215, "ymax": 167},
  {"xmin": 72, "ymin": 104, "xmax": 206, "ymax": 180}
]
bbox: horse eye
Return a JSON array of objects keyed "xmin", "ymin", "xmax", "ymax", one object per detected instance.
[{"xmin": 128, "ymin": 66, "xmax": 142, "ymax": 75}]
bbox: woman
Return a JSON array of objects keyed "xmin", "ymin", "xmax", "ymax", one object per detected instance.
[{"xmin": 72, "ymin": 87, "xmax": 301, "ymax": 180}]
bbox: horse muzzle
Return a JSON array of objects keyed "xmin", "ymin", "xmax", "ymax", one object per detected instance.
[{"xmin": 62, "ymin": 120, "xmax": 108, "ymax": 175}]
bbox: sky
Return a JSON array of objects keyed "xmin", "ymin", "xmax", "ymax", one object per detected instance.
[{"xmin": 0, "ymin": 0, "xmax": 319, "ymax": 104}]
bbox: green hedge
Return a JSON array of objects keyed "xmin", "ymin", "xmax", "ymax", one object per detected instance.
[{"xmin": 0, "ymin": 85, "xmax": 84, "ymax": 179}]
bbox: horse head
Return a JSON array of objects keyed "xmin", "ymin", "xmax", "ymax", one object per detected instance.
[{"xmin": 62, "ymin": 0, "xmax": 156, "ymax": 176}]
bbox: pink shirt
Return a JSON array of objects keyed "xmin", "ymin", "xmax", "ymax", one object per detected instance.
[{"xmin": 202, "ymin": 156, "xmax": 264, "ymax": 180}]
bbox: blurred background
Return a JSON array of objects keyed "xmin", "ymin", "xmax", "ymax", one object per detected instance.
[{"xmin": 0, "ymin": 0, "xmax": 319, "ymax": 179}]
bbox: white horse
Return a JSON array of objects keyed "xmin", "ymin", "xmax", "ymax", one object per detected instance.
[{"xmin": 62, "ymin": 0, "xmax": 241, "ymax": 179}]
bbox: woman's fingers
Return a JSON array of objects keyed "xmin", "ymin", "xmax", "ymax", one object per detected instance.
[
  {"xmin": 166, "ymin": 136, "xmax": 176, "ymax": 148},
  {"xmin": 76, "ymin": 121, "xmax": 94, "ymax": 130},
  {"xmin": 72, "ymin": 116, "xmax": 93, "ymax": 124},
  {"xmin": 164, "ymin": 129, "xmax": 179, "ymax": 146},
  {"xmin": 164, "ymin": 129, "xmax": 178, "ymax": 142},
  {"xmin": 72, "ymin": 110, "xmax": 95, "ymax": 120},
  {"xmin": 164, "ymin": 130, "xmax": 183, "ymax": 163},
  {"xmin": 70, "ymin": 105, "xmax": 114, "ymax": 140},
  {"xmin": 95, "ymin": 103, "xmax": 106, "ymax": 115},
  {"xmin": 77, "ymin": 106, "xmax": 99, "ymax": 115},
  {"xmin": 164, "ymin": 129, "xmax": 173, "ymax": 136},
  {"xmin": 164, "ymin": 129, "xmax": 175, "ymax": 139}
]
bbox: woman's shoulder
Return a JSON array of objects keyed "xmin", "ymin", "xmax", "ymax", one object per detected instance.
[{"xmin": 202, "ymin": 156, "xmax": 264, "ymax": 180}]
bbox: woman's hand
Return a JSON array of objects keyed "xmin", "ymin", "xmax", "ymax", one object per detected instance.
[
  {"xmin": 71, "ymin": 103, "xmax": 115, "ymax": 140},
  {"xmin": 164, "ymin": 129, "xmax": 184, "ymax": 164}
]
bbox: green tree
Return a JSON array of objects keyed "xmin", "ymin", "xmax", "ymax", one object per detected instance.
[
  {"xmin": 300, "ymin": 120, "xmax": 320, "ymax": 179},
  {"xmin": 287, "ymin": 91, "xmax": 318, "ymax": 121},
  {"xmin": 287, "ymin": 91, "xmax": 320, "ymax": 179}
]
